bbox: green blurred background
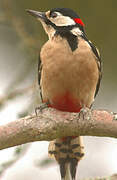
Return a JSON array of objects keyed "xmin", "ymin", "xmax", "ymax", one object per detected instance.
[{"xmin": 0, "ymin": 0, "xmax": 117, "ymax": 179}]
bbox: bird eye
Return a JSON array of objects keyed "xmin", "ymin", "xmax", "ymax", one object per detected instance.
[{"xmin": 50, "ymin": 12, "xmax": 57, "ymax": 18}]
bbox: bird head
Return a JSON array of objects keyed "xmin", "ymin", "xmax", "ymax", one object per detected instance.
[{"xmin": 27, "ymin": 8, "xmax": 85, "ymax": 39}]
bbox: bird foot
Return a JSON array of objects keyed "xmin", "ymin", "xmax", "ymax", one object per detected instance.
[
  {"xmin": 78, "ymin": 107, "xmax": 89, "ymax": 120},
  {"xmin": 35, "ymin": 102, "xmax": 49, "ymax": 116}
]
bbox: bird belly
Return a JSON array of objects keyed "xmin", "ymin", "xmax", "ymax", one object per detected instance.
[
  {"xmin": 40, "ymin": 37, "xmax": 99, "ymax": 111},
  {"xmin": 47, "ymin": 91, "xmax": 81, "ymax": 112},
  {"xmin": 41, "ymin": 62, "xmax": 96, "ymax": 112}
]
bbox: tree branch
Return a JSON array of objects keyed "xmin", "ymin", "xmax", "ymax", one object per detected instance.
[{"xmin": 0, "ymin": 108, "xmax": 117, "ymax": 150}]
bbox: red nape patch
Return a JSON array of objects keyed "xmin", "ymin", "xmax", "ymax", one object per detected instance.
[
  {"xmin": 73, "ymin": 18, "xmax": 85, "ymax": 26},
  {"xmin": 48, "ymin": 92, "xmax": 81, "ymax": 113}
]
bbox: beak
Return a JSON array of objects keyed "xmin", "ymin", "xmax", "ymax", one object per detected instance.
[{"xmin": 26, "ymin": 9, "xmax": 46, "ymax": 21}]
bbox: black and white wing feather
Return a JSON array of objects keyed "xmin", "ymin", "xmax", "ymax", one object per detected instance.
[{"xmin": 38, "ymin": 55, "xmax": 43, "ymax": 101}]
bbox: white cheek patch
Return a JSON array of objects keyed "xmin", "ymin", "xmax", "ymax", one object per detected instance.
[
  {"xmin": 51, "ymin": 15, "xmax": 76, "ymax": 26},
  {"xmin": 71, "ymin": 27, "xmax": 83, "ymax": 36}
]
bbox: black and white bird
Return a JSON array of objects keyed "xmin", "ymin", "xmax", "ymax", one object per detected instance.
[{"xmin": 27, "ymin": 7, "xmax": 102, "ymax": 180}]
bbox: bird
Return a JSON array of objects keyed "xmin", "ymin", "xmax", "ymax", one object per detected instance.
[{"xmin": 27, "ymin": 8, "xmax": 102, "ymax": 180}]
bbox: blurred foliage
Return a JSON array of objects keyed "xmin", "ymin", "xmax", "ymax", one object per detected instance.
[
  {"xmin": 36, "ymin": 157, "xmax": 55, "ymax": 168},
  {"xmin": 85, "ymin": 174, "xmax": 117, "ymax": 180},
  {"xmin": 0, "ymin": 144, "xmax": 30, "ymax": 178}
]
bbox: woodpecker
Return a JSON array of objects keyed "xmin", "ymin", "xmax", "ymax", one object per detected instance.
[{"xmin": 27, "ymin": 8, "xmax": 102, "ymax": 180}]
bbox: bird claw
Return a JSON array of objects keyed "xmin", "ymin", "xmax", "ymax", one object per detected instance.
[
  {"xmin": 35, "ymin": 102, "xmax": 49, "ymax": 116},
  {"xmin": 78, "ymin": 107, "xmax": 89, "ymax": 120}
]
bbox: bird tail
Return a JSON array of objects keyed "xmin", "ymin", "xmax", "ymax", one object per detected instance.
[{"xmin": 48, "ymin": 136, "xmax": 84, "ymax": 180}]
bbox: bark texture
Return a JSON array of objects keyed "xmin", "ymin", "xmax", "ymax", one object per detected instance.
[{"xmin": 0, "ymin": 107, "xmax": 117, "ymax": 150}]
